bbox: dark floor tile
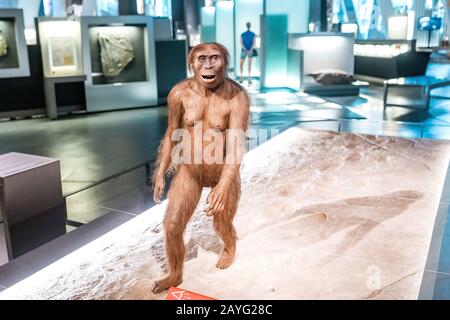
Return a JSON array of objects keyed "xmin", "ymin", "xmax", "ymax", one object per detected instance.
[
  {"xmin": 384, "ymin": 107, "xmax": 448, "ymax": 125},
  {"xmin": 0, "ymin": 211, "xmax": 133, "ymax": 288},
  {"xmin": 429, "ymin": 100, "xmax": 450, "ymax": 124},
  {"xmin": 325, "ymin": 95, "xmax": 370, "ymax": 108},
  {"xmin": 382, "ymin": 122, "xmax": 423, "ymax": 138}
]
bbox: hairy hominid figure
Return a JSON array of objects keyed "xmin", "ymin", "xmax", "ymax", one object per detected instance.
[{"xmin": 151, "ymin": 43, "xmax": 250, "ymax": 293}]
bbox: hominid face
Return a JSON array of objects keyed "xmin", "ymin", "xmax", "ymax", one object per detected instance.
[{"xmin": 193, "ymin": 47, "xmax": 225, "ymax": 89}]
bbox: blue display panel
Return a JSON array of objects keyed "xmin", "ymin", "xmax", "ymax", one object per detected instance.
[
  {"xmin": 261, "ymin": 0, "xmax": 309, "ymax": 88},
  {"xmin": 261, "ymin": 14, "xmax": 288, "ymax": 88}
]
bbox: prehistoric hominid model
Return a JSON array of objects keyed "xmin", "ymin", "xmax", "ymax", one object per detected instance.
[{"xmin": 151, "ymin": 42, "xmax": 250, "ymax": 293}]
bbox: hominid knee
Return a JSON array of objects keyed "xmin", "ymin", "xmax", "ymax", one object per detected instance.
[{"xmin": 163, "ymin": 218, "xmax": 184, "ymax": 237}]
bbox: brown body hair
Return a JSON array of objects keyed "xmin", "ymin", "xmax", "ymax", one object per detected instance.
[{"xmin": 151, "ymin": 43, "xmax": 250, "ymax": 294}]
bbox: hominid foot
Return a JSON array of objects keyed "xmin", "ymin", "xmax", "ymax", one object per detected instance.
[
  {"xmin": 151, "ymin": 275, "xmax": 182, "ymax": 294},
  {"xmin": 216, "ymin": 250, "xmax": 235, "ymax": 269}
]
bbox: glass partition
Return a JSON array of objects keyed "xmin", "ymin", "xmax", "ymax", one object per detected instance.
[
  {"xmin": 215, "ymin": 0, "xmax": 234, "ymax": 70},
  {"xmin": 200, "ymin": 6, "xmax": 215, "ymax": 43},
  {"xmin": 262, "ymin": 0, "xmax": 309, "ymax": 88}
]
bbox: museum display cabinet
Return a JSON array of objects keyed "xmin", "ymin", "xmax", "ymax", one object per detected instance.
[
  {"xmin": 354, "ymin": 40, "xmax": 431, "ymax": 82},
  {"xmin": 36, "ymin": 18, "xmax": 86, "ymax": 119},
  {"xmin": 0, "ymin": 9, "xmax": 29, "ymax": 79},
  {"xmin": 287, "ymin": 33, "xmax": 369, "ymax": 96},
  {"xmin": 81, "ymin": 15, "xmax": 158, "ymax": 112},
  {"xmin": 37, "ymin": 18, "xmax": 84, "ymax": 78}
]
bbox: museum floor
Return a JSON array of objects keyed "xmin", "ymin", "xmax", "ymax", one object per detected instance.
[{"xmin": 0, "ymin": 83, "xmax": 450, "ymax": 299}]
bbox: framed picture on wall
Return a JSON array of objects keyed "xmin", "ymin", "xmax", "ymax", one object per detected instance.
[
  {"xmin": 48, "ymin": 36, "xmax": 77, "ymax": 69},
  {"xmin": 37, "ymin": 18, "xmax": 84, "ymax": 77}
]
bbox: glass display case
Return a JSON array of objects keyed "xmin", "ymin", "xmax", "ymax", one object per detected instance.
[
  {"xmin": 88, "ymin": 25, "xmax": 147, "ymax": 85},
  {"xmin": 81, "ymin": 15, "xmax": 158, "ymax": 112},
  {"xmin": 354, "ymin": 40, "xmax": 430, "ymax": 80},
  {"xmin": 354, "ymin": 42, "xmax": 411, "ymax": 58},
  {"xmin": 37, "ymin": 18, "xmax": 84, "ymax": 78},
  {"xmin": 0, "ymin": 9, "xmax": 29, "ymax": 78}
]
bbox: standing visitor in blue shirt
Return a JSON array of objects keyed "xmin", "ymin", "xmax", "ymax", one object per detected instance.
[{"xmin": 240, "ymin": 22, "xmax": 256, "ymax": 84}]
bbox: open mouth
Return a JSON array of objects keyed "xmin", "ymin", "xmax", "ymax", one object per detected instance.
[{"xmin": 202, "ymin": 75, "xmax": 216, "ymax": 81}]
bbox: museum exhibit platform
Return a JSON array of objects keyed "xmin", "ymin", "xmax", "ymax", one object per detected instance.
[{"xmin": 0, "ymin": 127, "xmax": 449, "ymax": 300}]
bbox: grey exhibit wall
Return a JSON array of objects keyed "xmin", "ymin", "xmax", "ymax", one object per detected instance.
[
  {"xmin": 0, "ymin": 19, "xmax": 19, "ymax": 69},
  {"xmin": 0, "ymin": 9, "xmax": 29, "ymax": 79},
  {"xmin": 0, "ymin": 45, "xmax": 45, "ymax": 116},
  {"xmin": 88, "ymin": 26, "xmax": 147, "ymax": 85},
  {"xmin": 155, "ymin": 39, "xmax": 187, "ymax": 102}
]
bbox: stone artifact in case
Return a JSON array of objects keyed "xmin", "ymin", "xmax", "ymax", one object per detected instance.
[
  {"xmin": 0, "ymin": 28, "xmax": 7, "ymax": 57},
  {"xmin": 98, "ymin": 32, "xmax": 134, "ymax": 77}
]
